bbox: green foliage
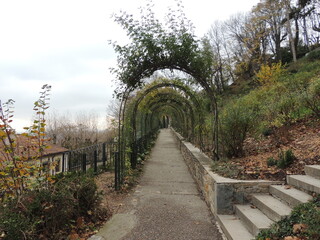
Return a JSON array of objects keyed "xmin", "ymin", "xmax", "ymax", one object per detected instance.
[
  {"xmin": 219, "ymin": 99, "xmax": 258, "ymax": 157},
  {"xmin": 257, "ymin": 196, "xmax": 320, "ymax": 240},
  {"xmin": 0, "ymin": 205, "xmax": 30, "ymax": 240},
  {"xmin": 266, "ymin": 157, "xmax": 277, "ymax": 167},
  {"xmin": 277, "ymin": 149, "xmax": 296, "ymax": 169},
  {"xmin": 306, "ymin": 49, "xmax": 320, "ymax": 62},
  {"xmin": 211, "ymin": 158, "xmax": 241, "ymax": 179},
  {"xmin": 303, "ymin": 77, "xmax": 320, "ymax": 118},
  {"xmin": 217, "ymin": 58, "xmax": 320, "ymax": 159},
  {"xmin": 111, "ymin": 1, "xmax": 214, "ymax": 95},
  {"xmin": 0, "ymin": 172, "xmax": 104, "ymax": 240},
  {"xmin": 255, "ymin": 62, "xmax": 286, "ymax": 86}
]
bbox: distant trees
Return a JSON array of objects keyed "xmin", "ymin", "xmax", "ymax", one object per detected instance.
[
  {"xmin": 46, "ymin": 112, "xmax": 114, "ymax": 150},
  {"xmin": 206, "ymin": 0, "xmax": 320, "ymax": 87}
]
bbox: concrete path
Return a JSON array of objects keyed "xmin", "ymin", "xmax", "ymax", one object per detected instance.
[{"xmin": 93, "ymin": 129, "xmax": 223, "ymax": 240}]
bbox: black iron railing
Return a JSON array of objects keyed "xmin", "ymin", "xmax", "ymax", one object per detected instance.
[{"xmin": 67, "ymin": 140, "xmax": 117, "ymax": 173}]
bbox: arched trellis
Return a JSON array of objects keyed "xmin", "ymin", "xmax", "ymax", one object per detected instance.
[
  {"xmin": 112, "ymin": 7, "xmax": 222, "ymax": 190},
  {"xmin": 116, "ymin": 64, "xmax": 219, "ymax": 162},
  {"xmin": 130, "ymin": 81, "xmax": 204, "ymax": 133},
  {"xmin": 112, "ymin": 6, "xmax": 220, "ymax": 162},
  {"xmin": 145, "ymin": 98, "xmax": 192, "ymax": 135},
  {"xmin": 148, "ymin": 103, "xmax": 186, "ymax": 132},
  {"xmin": 128, "ymin": 81, "xmax": 205, "ymax": 164},
  {"xmin": 143, "ymin": 103, "xmax": 185, "ymax": 142},
  {"xmin": 141, "ymin": 92, "xmax": 196, "ymax": 140},
  {"xmin": 115, "ymin": 80, "xmax": 205, "ymax": 188},
  {"xmin": 148, "ymin": 101, "xmax": 189, "ymax": 133},
  {"xmin": 115, "ymin": 82, "xmax": 204, "ymax": 189},
  {"xmin": 130, "ymin": 88, "xmax": 199, "ymax": 168}
]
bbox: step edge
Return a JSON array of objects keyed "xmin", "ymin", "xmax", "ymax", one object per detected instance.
[
  {"xmin": 235, "ymin": 205, "xmax": 274, "ymax": 236},
  {"xmin": 217, "ymin": 214, "xmax": 255, "ymax": 240}
]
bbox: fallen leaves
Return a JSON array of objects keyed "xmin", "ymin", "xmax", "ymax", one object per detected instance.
[
  {"xmin": 292, "ymin": 223, "xmax": 308, "ymax": 234},
  {"xmin": 284, "ymin": 236, "xmax": 301, "ymax": 240},
  {"xmin": 211, "ymin": 117, "xmax": 320, "ymax": 181}
]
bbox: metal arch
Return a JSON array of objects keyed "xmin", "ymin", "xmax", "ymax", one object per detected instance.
[
  {"xmin": 115, "ymin": 86, "xmax": 134, "ymax": 190},
  {"xmin": 133, "ymin": 85, "xmax": 204, "ymax": 145},
  {"xmin": 144, "ymin": 95, "xmax": 195, "ymax": 140},
  {"xmin": 130, "ymin": 81, "xmax": 205, "ymax": 149},
  {"xmin": 148, "ymin": 103, "xmax": 186, "ymax": 133}
]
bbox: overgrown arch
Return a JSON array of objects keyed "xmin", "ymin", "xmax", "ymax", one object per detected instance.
[
  {"xmin": 128, "ymin": 82, "xmax": 202, "ymax": 168},
  {"xmin": 140, "ymin": 91, "xmax": 196, "ymax": 139},
  {"xmin": 147, "ymin": 103, "xmax": 186, "ymax": 136},
  {"xmin": 129, "ymin": 80, "xmax": 203, "ymax": 138},
  {"xmin": 112, "ymin": 5, "xmax": 220, "ymax": 189},
  {"xmin": 112, "ymin": 7, "xmax": 220, "ymax": 162}
]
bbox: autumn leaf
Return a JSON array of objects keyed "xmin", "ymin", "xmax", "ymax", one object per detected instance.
[
  {"xmin": 293, "ymin": 223, "xmax": 308, "ymax": 233},
  {"xmin": 284, "ymin": 236, "xmax": 301, "ymax": 240}
]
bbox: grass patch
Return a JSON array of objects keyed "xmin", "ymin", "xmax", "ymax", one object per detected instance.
[{"xmin": 211, "ymin": 159, "xmax": 242, "ymax": 179}]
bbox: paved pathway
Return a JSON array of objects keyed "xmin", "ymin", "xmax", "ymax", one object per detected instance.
[{"xmin": 93, "ymin": 129, "xmax": 223, "ymax": 240}]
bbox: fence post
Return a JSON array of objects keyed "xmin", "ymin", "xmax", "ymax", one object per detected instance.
[
  {"xmin": 82, "ymin": 153, "xmax": 87, "ymax": 172},
  {"xmin": 115, "ymin": 151, "xmax": 120, "ymax": 190},
  {"xmin": 94, "ymin": 150, "xmax": 98, "ymax": 173},
  {"xmin": 68, "ymin": 152, "xmax": 72, "ymax": 172},
  {"xmin": 62, "ymin": 153, "xmax": 65, "ymax": 172},
  {"xmin": 102, "ymin": 143, "xmax": 107, "ymax": 168}
]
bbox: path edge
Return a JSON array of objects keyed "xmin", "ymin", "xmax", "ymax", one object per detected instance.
[{"xmin": 171, "ymin": 128, "xmax": 283, "ymax": 215}]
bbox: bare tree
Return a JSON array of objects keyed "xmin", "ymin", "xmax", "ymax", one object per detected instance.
[{"xmin": 46, "ymin": 111, "xmax": 108, "ymax": 149}]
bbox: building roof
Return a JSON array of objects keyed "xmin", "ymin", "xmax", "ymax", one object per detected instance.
[{"xmin": 0, "ymin": 134, "xmax": 69, "ymax": 160}]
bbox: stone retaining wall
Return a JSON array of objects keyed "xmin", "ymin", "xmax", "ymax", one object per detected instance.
[{"xmin": 172, "ymin": 129, "xmax": 282, "ymax": 215}]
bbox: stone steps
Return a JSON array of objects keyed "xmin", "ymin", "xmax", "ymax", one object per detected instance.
[
  {"xmin": 305, "ymin": 165, "xmax": 320, "ymax": 179},
  {"xmin": 235, "ymin": 204, "xmax": 274, "ymax": 236},
  {"xmin": 287, "ymin": 175, "xmax": 320, "ymax": 194},
  {"xmin": 217, "ymin": 215, "xmax": 254, "ymax": 240},
  {"xmin": 269, "ymin": 185, "xmax": 313, "ymax": 207},
  {"xmin": 218, "ymin": 165, "xmax": 319, "ymax": 240},
  {"xmin": 251, "ymin": 194, "xmax": 292, "ymax": 221}
]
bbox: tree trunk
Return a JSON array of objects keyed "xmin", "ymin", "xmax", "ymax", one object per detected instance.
[{"xmin": 284, "ymin": 0, "xmax": 297, "ymax": 62}]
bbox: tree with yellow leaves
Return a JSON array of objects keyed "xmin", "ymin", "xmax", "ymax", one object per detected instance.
[{"xmin": 0, "ymin": 84, "xmax": 52, "ymax": 200}]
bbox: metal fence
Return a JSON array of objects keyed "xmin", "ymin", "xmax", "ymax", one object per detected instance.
[{"xmin": 67, "ymin": 140, "xmax": 118, "ymax": 173}]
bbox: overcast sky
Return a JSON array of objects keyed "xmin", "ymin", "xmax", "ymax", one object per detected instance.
[{"xmin": 0, "ymin": 0, "xmax": 259, "ymax": 132}]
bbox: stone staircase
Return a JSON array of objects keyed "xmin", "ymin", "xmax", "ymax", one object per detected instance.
[{"xmin": 217, "ymin": 165, "xmax": 320, "ymax": 240}]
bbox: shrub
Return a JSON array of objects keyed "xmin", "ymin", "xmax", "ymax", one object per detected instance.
[
  {"xmin": 0, "ymin": 203, "xmax": 30, "ymax": 240},
  {"xmin": 219, "ymin": 100, "xmax": 258, "ymax": 157},
  {"xmin": 255, "ymin": 62, "xmax": 286, "ymax": 86},
  {"xmin": 0, "ymin": 172, "xmax": 103, "ymax": 240},
  {"xmin": 303, "ymin": 77, "xmax": 320, "ymax": 118},
  {"xmin": 267, "ymin": 157, "xmax": 277, "ymax": 167},
  {"xmin": 277, "ymin": 149, "xmax": 296, "ymax": 169},
  {"xmin": 306, "ymin": 49, "xmax": 320, "ymax": 61}
]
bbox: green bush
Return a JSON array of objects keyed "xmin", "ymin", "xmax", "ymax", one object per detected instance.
[
  {"xmin": 306, "ymin": 49, "xmax": 320, "ymax": 61},
  {"xmin": 0, "ymin": 172, "xmax": 103, "ymax": 240},
  {"xmin": 219, "ymin": 99, "xmax": 258, "ymax": 157},
  {"xmin": 55, "ymin": 172, "xmax": 100, "ymax": 217},
  {"xmin": 303, "ymin": 77, "xmax": 320, "ymax": 118},
  {"xmin": 277, "ymin": 149, "xmax": 296, "ymax": 169},
  {"xmin": 267, "ymin": 157, "xmax": 277, "ymax": 167},
  {"xmin": 0, "ymin": 204, "xmax": 30, "ymax": 240}
]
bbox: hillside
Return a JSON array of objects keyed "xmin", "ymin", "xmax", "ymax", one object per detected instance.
[{"xmin": 212, "ymin": 54, "xmax": 320, "ymax": 182}]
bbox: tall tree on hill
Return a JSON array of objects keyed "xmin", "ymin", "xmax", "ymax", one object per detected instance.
[
  {"xmin": 252, "ymin": 0, "xmax": 287, "ymax": 62},
  {"xmin": 225, "ymin": 12, "xmax": 268, "ymax": 79}
]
